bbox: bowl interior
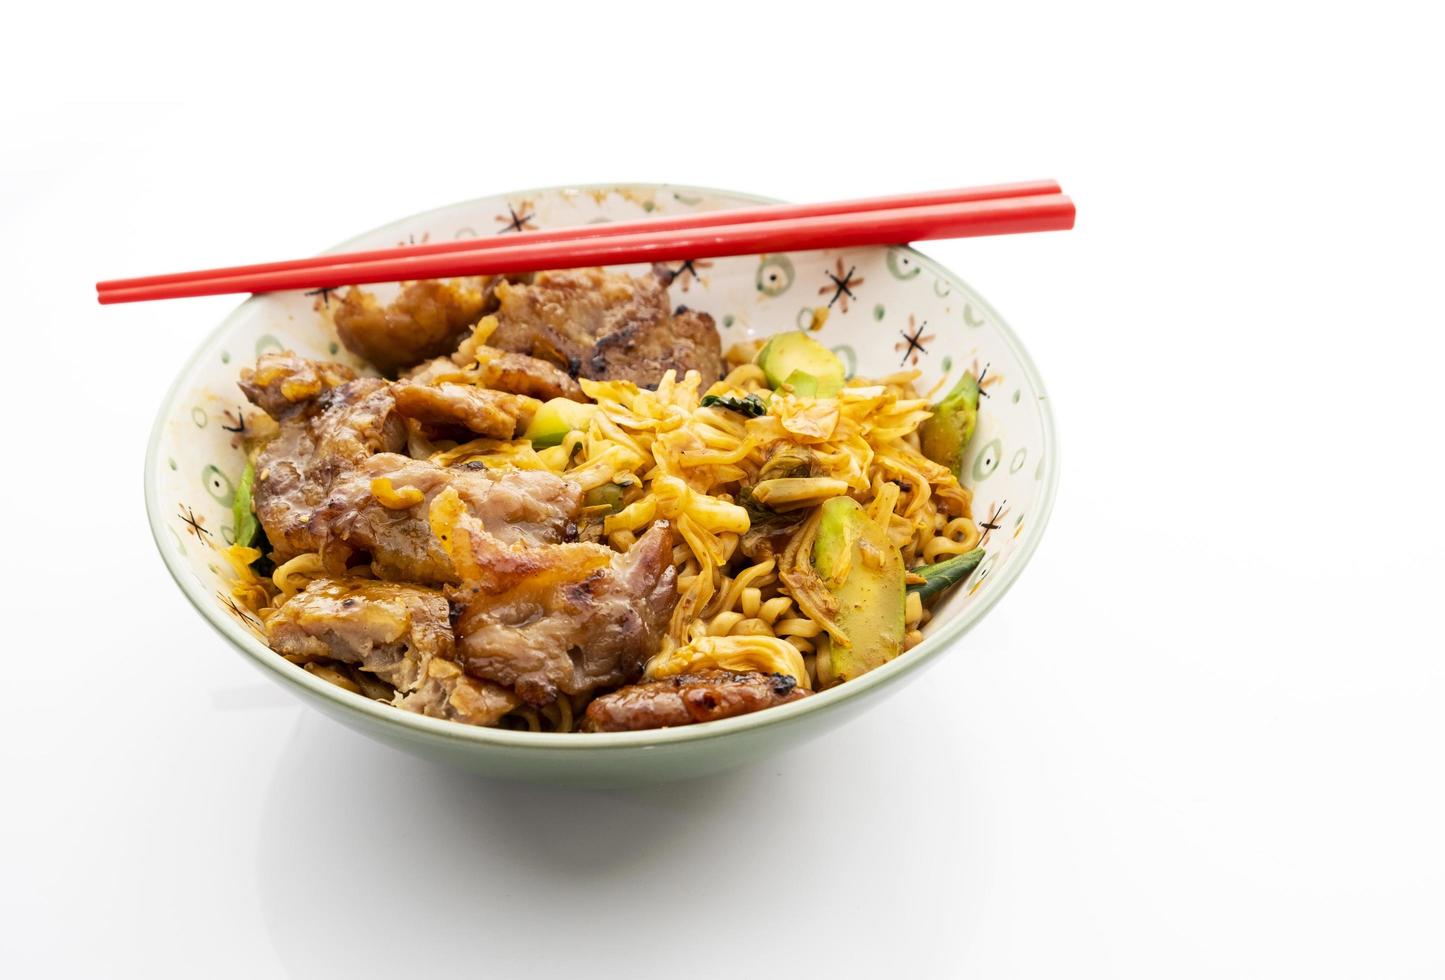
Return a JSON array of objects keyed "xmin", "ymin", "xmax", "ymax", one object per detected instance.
[{"xmin": 146, "ymin": 183, "xmax": 1056, "ymax": 746}]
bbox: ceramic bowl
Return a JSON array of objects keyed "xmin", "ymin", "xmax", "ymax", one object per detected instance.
[{"xmin": 145, "ymin": 183, "xmax": 1058, "ymax": 787}]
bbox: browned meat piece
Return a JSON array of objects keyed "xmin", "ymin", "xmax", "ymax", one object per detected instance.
[
  {"xmin": 307, "ymin": 381, "xmax": 407, "ymax": 467},
  {"xmin": 238, "ymin": 352, "xmax": 357, "ymax": 418},
  {"xmin": 406, "ymin": 349, "xmax": 586, "ymax": 402},
  {"xmin": 487, "ymin": 268, "xmax": 639, "ymax": 373},
  {"xmin": 581, "ymin": 670, "xmax": 812, "ymax": 732},
  {"xmin": 268, "ymin": 578, "xmax": 518, "ymax": 726},
  {"xmin": 248, "ymin": 421, "xmax": 325, "ymax": 558},
  {"xmin": 244, "ymin": 371, "xmax": 406, "ymax": 558},
  {"xmin": 475, "ymin": 350, "xmax": 585, "ymax": 401},
  {"xmin": 487, "ymin": 267, "xmax": 722, "ymax": 387},
  {"xmin": 266, "ymin": 578, "xmax": 453, "ymax": 692},
  {"xmin": 448, "ymin": 520, "xmax": 678, "ymax": 706},
  {"xmin": 310, "ymin": 454, "xmax": 583, "ymax": 584},
  {"xmin": 400, "ymin": 356, "xmax": 469, "ymax": 386},
  {"xmin": 394, "ymin": 657, "xmax": 519, "ymax": 727},
  {"xmin": 448, "ymin": 309, "xmax": 586, "ymax": 400},
  {"xmin": 586, "ymin": 305, "xmax": 721, "ymax": 388},
  {"xmin": 392, "ymin": 380, "xmax": 533, "ymax": 438},
  {"xmin": 333, "ymin": 279, "xmax": 486, "ymax": 376}
]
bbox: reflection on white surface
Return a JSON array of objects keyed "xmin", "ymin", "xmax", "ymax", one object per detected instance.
[
  {"xmin": 210, "ymin": 685, "xmax": 298, "ymax": 712},
  {"xmin": 254, "ymin": 704, "xmax": 984, "ymax": 977}
]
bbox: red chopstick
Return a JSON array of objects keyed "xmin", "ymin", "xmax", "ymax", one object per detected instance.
[
  {"xmin": 97, "ymin": 181, "xmax": 1061, "ymax": 293},
  {"xmin": 96, "ymin": 191, "xmax": 1074, "ymax": 305}
]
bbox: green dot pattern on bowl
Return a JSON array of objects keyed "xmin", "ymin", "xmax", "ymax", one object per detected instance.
[
  {"xmin": 755, "ymin": 254, "xmax": 795, "ymax": 296},
  {"xmin": 886, "ymin": 247, "xmax": 921, "ymax": 280},
  {"xmin": 971, "ymin": 438, "xmax": 1003, "ymax": 481},
  {"xmin": 201, "ymin": 464, "xmax": 234, "ymax": 505}
]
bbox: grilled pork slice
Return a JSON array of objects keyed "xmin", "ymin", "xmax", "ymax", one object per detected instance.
[
  {"xmin": 238, "ymin": 352, "xmax": 357, "ymax": 418},
  {"xmin": 241, "ymin": 355, "xmax": 406, "ymax": 559},
  {"xmin": 581, "ymin": 670, "xmax": 811, "ymax": 732},
  {"xmin": 474, "ymin": 350, "xmax": 586, "ymax": 401},
  {"xmin": 405, "ymin": 349, "xmax": 586, "ymax": 401},
  {"xmin": 266, "ymin": 578, "xmax": 452, "ymax": 689},
  {"xmin": 240, "ymin": 352, "xmax": 572, "ymax": 569},
  {"xmin": 391, "ymin": 380, "xmax": 533, "ymax": 439},
  {"xmin": 586, "ymin": 304, "xmax": 721, "ymax": 389},
  {"xmin": 445, "ymin": 518, "xmax": 679, "ymax": 706},
  {"xmin": 267, "ymin": 578, "xmax": 518, "ymax": 727},
  {"xmin": 333, "ymin": 279, "xmax": 486, "ymax": 376},
  {"xmin": 394, "ymin": 657, "xmax": 519, "ymax": 727},
  {"xmin": 486, "ymin": 267, "xmax": 722, "ymax": 387},
  {"xmin": 310, "ymin": 454, "xmax": 583, "ymax": 585}
]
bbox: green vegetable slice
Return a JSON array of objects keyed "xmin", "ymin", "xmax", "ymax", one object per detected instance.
[
  {"xmin": 782, "ymin": 370, "xmax": 820, "ymax": 398},
  {"xmin": 700, "ymin": 393, "xmax": 768, "ymax": 417},
  {"xmin": 524, "ymin": 398, "xmax": 599, "ymax": 448},
  {"xmin": 584, "ymin": 483, "xmax": 626, "ymax": 514},
  {"xmin": 918, "ymin": 371, "xmax": 980, "ymax": 478},
  {"xmin": 233, "ymin": 462, "xmax": 259, "ymax": 549},
  {"xmin": 811, "ymin": 496, "xmax": 907, "ymax": 684},
  {"xmin": 758, "ymin": 332, "xmax": 845, "ymax": 396},
  {"xmin": 907, "ymin": 548, "xmax": 984, "ymax": 603}
]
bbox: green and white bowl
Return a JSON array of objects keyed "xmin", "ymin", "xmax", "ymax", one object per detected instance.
[{"xmin": 144, "ymin": 184, "xmax": 1058, "ymax": 787}]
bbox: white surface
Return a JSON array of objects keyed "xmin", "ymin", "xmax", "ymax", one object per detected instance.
[{"xmin": 3, "ymin": 3, "xmax": 1442, "ymax": 977}]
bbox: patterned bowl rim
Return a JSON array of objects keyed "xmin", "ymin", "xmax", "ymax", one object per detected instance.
[{"xmin": 143, "ymin": 182, "xmax": 1060, "ymax": 751}]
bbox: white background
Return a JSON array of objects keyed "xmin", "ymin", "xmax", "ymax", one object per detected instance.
[{"xmin": 3, "ymin": 3, "xmax": 1442, "ymax": 977}]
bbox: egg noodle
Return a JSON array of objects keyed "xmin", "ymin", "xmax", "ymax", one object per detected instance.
[{"xmin": 226, "ymin": 341, "xmax": 979, "ymax": 731}]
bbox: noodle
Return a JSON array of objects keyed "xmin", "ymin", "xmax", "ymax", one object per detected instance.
[
  {"xmin": 272, "ymin": 553, "xmax": 326, "ymax": 597},
  {"xmin": 562, "ymin": 367, "xmax": 979, "ymax": 689},
  {"xmin": 230, "ymin": 337, "xmax": 980, "ymax": 719}
]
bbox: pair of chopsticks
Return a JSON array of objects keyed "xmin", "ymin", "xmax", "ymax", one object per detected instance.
[{"xmin": 95, "ymin": 181, "xmax": 1073, "ymax": 305}]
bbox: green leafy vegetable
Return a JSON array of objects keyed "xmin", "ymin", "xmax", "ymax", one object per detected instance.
[
  {"xmin": 758, "ymin": 446, "xmax": 815, "ymax": 482},
  {"xmin": 233, "ymin": 462, "xmax": 259, "ymax": 549},
  {"xmin": 700, "ymin": 393, "xmax": 768, "ymax": 418},
  {"xmin": 737, "ymin": 485, "xmax": 804, "ymax": 528},
  {"xmin": 907, "ymin": 548, "xmax": 985, "ymax": 603}
]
